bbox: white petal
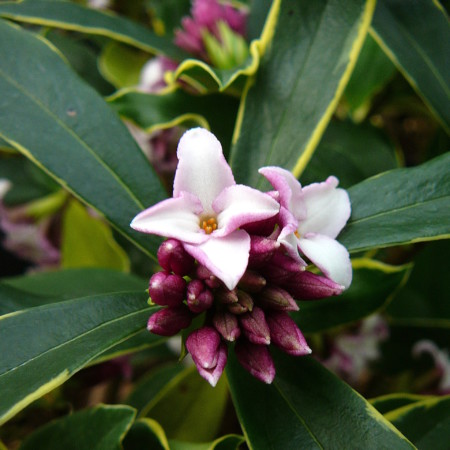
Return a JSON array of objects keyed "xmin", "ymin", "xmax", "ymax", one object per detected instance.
[
  {"xmin": 213, "ymin": 185, "xmax": 279, "ymax": 236},
  {"xmin": 184, "ymin": 230, "xmax": 250, "ymax": 290},
  {"xmin": 173, "ymin": 128, "xmax": 235, "ymax": 214},
  {"xmin": 130, "ymin": 192, "xmax": 207, "ymax": 245},
  {"xmin": 259, "ymin": 166, "xmax": 306, "ymax": 220},
  {"xmin": 298, "ymin": 234, "xmax": 352, "ymax": 288},
  {"xmin": 299, "ymin": 176, "xmax": 351, "ymax": 238}
]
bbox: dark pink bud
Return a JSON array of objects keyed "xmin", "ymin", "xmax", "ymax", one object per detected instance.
[
  {"xmin": 157, "ymin": 239, "xmax": 195, "ymax": 276},
  {"xmin": 228, "ymin": 290, "xmax": 254, "ymax": 315},
  {"xmin": 238, "ymin": 270, "xmax": 267, "ymax": 293},
  {"xmin": 266, "ymin": 311, "xmax": 311, "ymax": 356},
  {"xmin": 186, "ymin": 326, "xmax": 221, "ymax": 370},
  {"xmin": 242, "ymin": 215, "xmax": 278, "ymax": 237},
  {"xmin": 239, "ymin": 306, "xmax": 270, "ymax": 345},
  {"xmin": 195, "ymin": 265, "xmax": 222, "ymax": 288},
  {"xmin": 281, "ymin": 271, "xmax": 344, "ymax": 300},
  {"xmin": 248, "ymin": 236, "xmax": 279, "ymax": 268},
  {"xmin": 261, "ymin": 251, "xmax": 305, "ymax": 283},
  {"xmin": 235, "ymin": 340, "xmax": 275, "ymax": 384},
  {"xmin": 147, "ymin": 305, "xmax": 192, "ymax": 336},
  {"xmin": 258, "ymin": 286, "xmax": 299, "ymax": 311},
  {"xmin": 196, "ymin": 342, "xmax": 228, "ymax": 387},
  {"xmin": 149, "ymin": 271, "xmax": 187, "ymax": 307},
  {"xmin": 216, "ymin": 288, "xmax": 239, "ymax": 304},
  {"xmin": 213, "ymin": 309, "xmax": 241, "ymax": 341},
  {"xmin": 187, "ymin": 280, "xmax": 214, "ymax": 313}
]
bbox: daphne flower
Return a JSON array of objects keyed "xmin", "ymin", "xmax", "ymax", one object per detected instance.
[
  {"xmin": 259, "ymin": 167, "xmax": 352, "ymax": 288},
  {"xmin": 131, "ymin": 128, "xmax": 279, "ymax": 290}
]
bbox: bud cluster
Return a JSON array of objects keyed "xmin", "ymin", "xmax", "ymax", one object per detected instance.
[{"xmin": 147, "ymin": 236, "xmax": 344, "ymax": 386}]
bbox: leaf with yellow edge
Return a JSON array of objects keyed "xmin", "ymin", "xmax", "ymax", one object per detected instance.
[
  {"xmin": 123, "ymin": 418, "xmax": 170, "ymax": 450},
  {"xmin": 61, "ymin": 199, "xmax": 130, "ymax": 271}
]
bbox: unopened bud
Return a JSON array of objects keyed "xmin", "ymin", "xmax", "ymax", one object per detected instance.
[
  {"xmin": 266, "ymin": 311, "xmax": 311, "ymax": 356},
  {"xmin": 238, "ymin": 270, "xmax": 267, "ymax": 293},
  {"xmin": 228, "ymin": 290, "xmax": 254, "ymax": 315},
  {"xmin": 195, "ymin": 265, "xmax": 222, "ymax": 288},
  {"xmin": 239, "ymin": 306, "xmax": 270, "ymax": 345},
  {"xmin": 281, "ymin": 271, "xmax": 344, "ymax": 300},
  {"xmin": 235, "ymin": 339, "xmax": 275, "ymax": 384},
  {"xmin": 258, "ymin": 286, "xmax": 299, "ymax": 311},
  {"xmin": 213, "ymin": 309, "xmax": 241, "ymax": 341},
  {"xmin": 216, "ymin": 288, "xmax": 239, "ymax": 304},
  {"xmin": 248, "ymin": 236, "xmax": 279, "ymax": 268},
  {"xmin": 186, "ymin": 279, "xmax": 214, "ymax": 313},
  {"xmin": 149, "ymin": 271, "xmax": 186, "ymax": 307},
  {"xmin": 157, "ymin": 239, "xmax": 195, "ymax": 276},
  {"xmin": 147, "ymin": 305, "xmax": 192, "ymax": 336},
  {"xmin": 261, "ymin": 251, "xmax": 305, "ymax": 283},
  {"xmin": 186, "ymin": 326, "xmax": 221, "ymax": 369}
]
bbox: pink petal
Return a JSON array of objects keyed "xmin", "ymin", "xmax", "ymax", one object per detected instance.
[
  {"xmin": 130, "ymin": 191, "xmax": 207, "ymax": 245},
  {"xmin": 298, "ymin": 234, "xmax": 352, "ymax": 289},
  {"xmin": 173, "ymin": 128, "xmax": 235, "ymax": 214},
  {"xmin": 213, "ymin": 185, "xmax": 279, "ymax": 237},
  {"xmin": 299, "ymin": 176, "xmax": 351, "ymax": 239},
  {"xmin": 184, "ymin": 230, "xmax": 250, "ymax": 290},
  {"xmin": 259, "ymin": 167, "xmax": 306, "ymax": 221}
]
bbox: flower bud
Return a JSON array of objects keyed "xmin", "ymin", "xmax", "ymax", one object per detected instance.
[
  {"xmin": 186, "ymin": 279, "xmax": 214, "ymax": 313},
  {"xmin": 248, "ymin": 236, "xmax": 279, "ymax": 268},
  {"xmin": 147, "ymin": 305, "xmax": 192, "ymax": 336},
  {"xmin": 228, "ymin": 290, "xmax": 254, "ymax": 315},
  {"xmin": 261, "ymin": 251, "xmax": 305, "ymax": 284},
  {"xmin": 281, "ymin": 270, "xmax": 344, "ymax": 300},
  {"xmin": 258, "ymin": 286, "xmax": 299, "ymax": 311},
  {"xmin": 266, "ymin": 311, "xmax": 311, "ymax": 356},
  {"xmin": 157, "ymin": 239, "xmax": 195, "ymax": 275},
  {"xmin": 186, "ymin": 326, "xmax": 221, "ymax": 370},
  {"xmin": 239, "ymin": 306, "xmax": 270, "ymax": 345},
  {"xmin": 216, "ymin": 288, "xmax": 239, "ymax": 304},
  {"xmin": 195, "ymin": 265, "xmax": 222, "ymax": 288},
  {"xmin": 149, "ymin": 271, "xmax": 187, "ymax": 306},
  {"xmin": 238, "ymin": 270, "xmax": 267, "ymax": 293},
  {"xmin": 235, "ymin": 340, "xmax": 275, "ymax": 384},
  {"xmin": 212, "ymin": 309, "xmax": 241, "ymax": 341}
]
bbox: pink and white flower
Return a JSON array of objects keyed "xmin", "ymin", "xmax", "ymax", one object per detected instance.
[
  {"xmin": 131, "ymin": 128, "xmax": 279, "ymax": 290},
  {"xmin": 259, "ymin": 167, "xmax": 352, "ymax": 289}
]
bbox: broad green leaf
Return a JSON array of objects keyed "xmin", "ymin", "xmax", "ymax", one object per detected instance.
[
  {"xmin": 19, "ymin": 405, "xmax": 136, "ymax": 450},
  {"xmin": 384, "ymin": 396, "xmax": 450, "ymax": 450},
  {"xmin": 339, "ymin": 152, "xmax": 450, "ymax": 253},
  {"xmin": 61, "ymin": 199, "xmax": 130, "ymax": 271},
  {"xmin": 0, "ymin": 19, "xmax": 167, "ymax": 259},
  {"xmin": 291, "ymin": 259, "xmax": 411, "ymax": 333},
  {"xmin": 108, "ymin": 88, "xmax": 239, "ymax": 153},
  {"xmin": 146, "ymin": 0, "xmax": 191, "ymax": 37},
  {"xmin": 126, "ymin": 363, "xmax": 185, "ymax": 416},
  {"xmin": 144, "ymin": 366, "xmax": 229, "ymax": 442},
  {"xmin": 301, "ymin": 120, "xmax": 399, "ymax": 188},
  {"xmin": 370, "ymin": 393, "xmax": 432, "ymax": 415},
  {"xmin": 387, "ymin": 240, "xmax": 450, "ymax": 328},
  {"xmin": 98, "ymin": 41, "xmax": 149, "ymax": 89},
  {"xmin": 0, "ymin": 290, "xmax": 153, "ymax": 425},
  {"xmin": 0, "ymin": 283, "xmax": 49, "ymax": 316},
  {"xmin": 123, "ymin": 417, "xmax": 170, "ymax": 450},
  {"xmin": 247, "ymin": 0, "xmax": 273, "ymax": 41},
  {"xmin": 0, "ymin": 0, "xmax": 186, "ymax": 60},
  {"xmin": 227, "ymin": 351, "xmax": 414, "ymax": 449},
  {"xmin": 344, "ymin": 33, "xmax": 396, "ymax": 119},
  {"xmin": 169, "ymin": 435, "xmax": 246, "ymax": 450},
  {"xmin": 371, "ymin": 0, "xmax": 450, "ymax": 132},
  {"xmin": 230, "ymin": 0, "xmax": 376, "ymax": 187}
]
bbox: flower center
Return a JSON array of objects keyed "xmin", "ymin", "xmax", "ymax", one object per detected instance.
[
  {"xmin": 201, "ymin": 217, "xmax": 218, "ymax": 234},
  {"xmin": 294, "ymin": 230, "xmax": 301, "ymax": 239}
]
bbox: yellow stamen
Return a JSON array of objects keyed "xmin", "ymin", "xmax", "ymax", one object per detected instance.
[
  {"xmin": 201, "ymin": 217, "xmax": 218, "ymax": 234},
  {"xmin": 294, "ymin": 230, "xmax": 301, "ymax": 238}
]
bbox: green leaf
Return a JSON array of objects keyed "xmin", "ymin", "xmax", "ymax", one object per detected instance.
[
  {"xmin": 123, "ymin": 417, "xmax": 170, "ymax": 450},
  {"xmin": 230, "ymin": 0, "xmax": 376, "ymax": 187},
  {"xmin": 301, "ymin": 120, "xmax": 399, "ymax": 188},
  {"xmin": 370, "ymin": 393, "xmax": 432, "ymax": 415},
  {"xmin": 19, "ymin": 405, "xmax": 136, "ymax": 450},
  {"xmin": 384, "ymin": 396, "xmax": 450, "ymax": 450},
  {"xmin": 0, "ymin": 290, "xmax": 153, "ymax": 425},
  {"xmin": 227, "ymin": 351, "xmax": 415, "ymax": 449},
  {"xmin": 0, "ymin": 0, "xmax": 186, "ymax": 60},
  {"xmin": 387, "ymin": 240, "xmax": 450, "ymax": 328},
  {"xmin": 169, "ymin": 435, "xmax": 246, "ymax": 450},
  {"xmin": 143, "ymin": 366, "xmax": 229, "ymax": 442},
  {"xmin": 344, "ymin": 33, "xmax": 396, "ymax": 119},
  {"xmin": 339, "ymin": 152, "xmax": 450, "ymax": 253},
  {"xmin": 146, "ymin": 0, "xmax": 191, "ymax": 37},
  {"xmin": 291, "ymin": 258, "xmax": 411, "ymax": 333},
  {"xmin": 0, "ymin": 283, "xmax": 49, "ymax": 316},
  {"xmin": 61, "ymin": 199, "xmax": 130, "ymax": 271},
  {"xmin": 371, "ymin": 0, "xmax": 450, "ymax": 132},
  {"xmin": 0, "ymin": 19, "xmax": 167, "ymax": 259}
]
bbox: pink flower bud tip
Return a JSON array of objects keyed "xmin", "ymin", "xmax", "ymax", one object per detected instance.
[
  {"xmin": 148, "ymin": 271, "xmax": 187, "ymax": 307},
  {"xmin": 235, "ymin": 340, "xmax": 276, "ymax": 384},
  {"xmin": 239, "ymin": 306, "xmax": 271, "ymax": 345},
  {"xmin": 213, "ymin": 309, "xmax": 241, "ymax": 341},
  {"xmin": 187, "ymin": 279, "xmax": 214, "ymax": 313},
  {"xmin": 157, "ymin": 239, "xmax": 195, "ymax": 276},
  {"xmin": 147, "ymin": 305, "xmax": 192, "ymax": 336}
]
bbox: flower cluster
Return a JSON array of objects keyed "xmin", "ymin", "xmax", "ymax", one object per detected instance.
[{"xmin": 131, "ymin": 128, "xmax": 352, "ymax": 385}]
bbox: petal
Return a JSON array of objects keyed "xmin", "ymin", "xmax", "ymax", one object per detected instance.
[
  {"xmin": 298, "ymin": 234, "xmax": 352, "ymax": 289},
  {"xmin": 184, "ymin": 230, "xmax": 250, "ymax": 290},
  {"xmin": 213, "ymin": 184, "xmax": 279, "ymax": 237},
  {"xmin": 173, "ymin": 128, "xmax": 235, "ymax": 214},
  {"xmin": 299, "ymin": 176, "xmax": 351, "ymax": 238},
  {"xmin": 259, "ymin": 166, "xmax": 306, "ymax": 220},
  {"xmin": 130, "ymin": 191, "xmax": 207, "ymax": 245}
]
